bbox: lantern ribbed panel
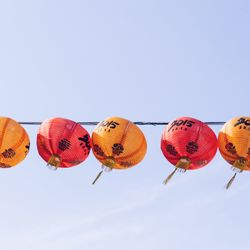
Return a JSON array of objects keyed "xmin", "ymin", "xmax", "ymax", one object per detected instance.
[
  {"xmin": 161, "ymin": 117, "xmax": 217, "ymax": 170},
  {"xmin": 37, "ymin": 117, "xmax": 91, "ymax": 168},
  {"xmin": 92, "ymin": 117, "xmax": 147, "ymax": 169},
  {"xmin": 0, "ymin": 117, "xmax": 30, "ymax": 168}
]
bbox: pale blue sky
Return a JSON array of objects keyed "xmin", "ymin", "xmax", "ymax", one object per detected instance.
[{"xmin": 0, "ymin": 1, "xmax": 249, "ymax": 250}]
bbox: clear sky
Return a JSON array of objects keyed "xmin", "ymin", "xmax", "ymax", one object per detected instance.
[{"xmin": 0, "ymin": 0, "xmax": 249, "ymax": 249}]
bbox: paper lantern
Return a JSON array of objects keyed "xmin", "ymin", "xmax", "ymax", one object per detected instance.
[
  {"xmin": 161, "ymin": 117, "xmax": 217, "ymax": 184},
  {"xmin": 37, "ymin": 117, "xmax": 91, "ymax": 169},
  {"xmin": 218, "ymin": 116, "xmax": 250, "ymax": 189},
  {"xmin": 0, "ymin": 117, "xmax": 30, "ymax": 168},
  {"xmin": 91, "ymin": 116, "xmax": 147, "ymax": 184}
]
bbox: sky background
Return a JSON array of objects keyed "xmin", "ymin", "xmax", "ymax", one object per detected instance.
[{"xmin": 0, "ymin": 0, "xmax": 250, "ymax": 249}]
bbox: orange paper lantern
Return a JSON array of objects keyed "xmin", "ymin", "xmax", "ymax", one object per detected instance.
[
  {"xmin": 92, "ymin": 116, "xmax": 147, "ymax": 183},
  {"xmin": 0, "ymin": 117, "xmax": 30, "ymax": 168},
  {"xmin": 218, "ymin": 116, "xmax": 250, "ymax": 189},
  {"xmin": 37, "ymin": 117, "xmax": 91, "ymax": 169}
]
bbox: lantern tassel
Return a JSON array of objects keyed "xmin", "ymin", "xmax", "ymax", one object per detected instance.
[
  {"xmin": 163, "ymin": 168, "xmax": 178, "ymax": 185},
  {"xmin": 225, "ymin": 173, "xmax": 237, "ymax": 190},
  {"xmin": 92, "ymin": 170, "xmax": 104, "ymax": 185}
]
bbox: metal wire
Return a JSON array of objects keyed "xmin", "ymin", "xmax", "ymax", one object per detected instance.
[{"xmin": 18, "ymin": 121, "xmax": 225, "ymax": 126}]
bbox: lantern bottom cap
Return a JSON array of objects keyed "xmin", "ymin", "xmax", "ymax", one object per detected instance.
[
  {"xmin": 103, "ymin": 157, "xmax": 116, "ymax": 169},
  {"xmin": 175, "ymin": 157, "xmax": 191, "ymax": 170},
  {"xmin": 48, "ymin": 155, "xmax": 61, "ymax": 167}
]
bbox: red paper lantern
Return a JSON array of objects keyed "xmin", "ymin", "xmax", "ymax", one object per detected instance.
[
  {"xmin": 37, "ymin": 117, "xmax": 91, "ymax": 169},
  {"xmin": 161, "ymin": 117, "xmax": 217, "ymax": 184}
]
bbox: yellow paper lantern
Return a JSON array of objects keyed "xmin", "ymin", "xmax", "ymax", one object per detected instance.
[
  {"xmin": 92, "ymin": 116, "xmax": 147, "ymax": 183},
  {"xmin": 218, "ymin": 116, "xmax": 250, "ymax": 188},
  {"xmin": 0, "ymin": 117, "xmax": 30, "ymax": 168}
]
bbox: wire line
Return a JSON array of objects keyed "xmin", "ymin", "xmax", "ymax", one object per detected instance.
[{"xmin": 18, "ymin": 121, "xmax": 226, "ymax": 126}]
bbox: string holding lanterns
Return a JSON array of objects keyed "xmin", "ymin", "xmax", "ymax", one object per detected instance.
[
  {"xmin": 218, "ymin": 117, "xmax": 250, "ymax": 189},
  {"xmin": 37, "ymin": 117, "xmax": 91, "ymax": 169},
  {"xmin": 161, "ymin": 117, "xmax": 218, "ymax": 185},
  {"xmin": 91, "ymin": 116, "xmax": 147, "ymax": 184}
]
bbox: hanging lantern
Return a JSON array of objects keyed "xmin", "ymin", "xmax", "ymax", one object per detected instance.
[
  {"xmin": 91, "ymin": 116, "xmax": 147, "ymax": 184},
  {"xmin": 161, "ymin": 117, "xmax": 217, "ymax": 184},
  {"xmin": 37, "ymin": 117, "xmax": 91, "ymax": 169},
  {"xmin": 0, "ymin": 117, "xmax": 30, "ymax": 168},
  {"xmin": 218, "ymin": 116, "xmax": 250, "ymax": 189}
]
